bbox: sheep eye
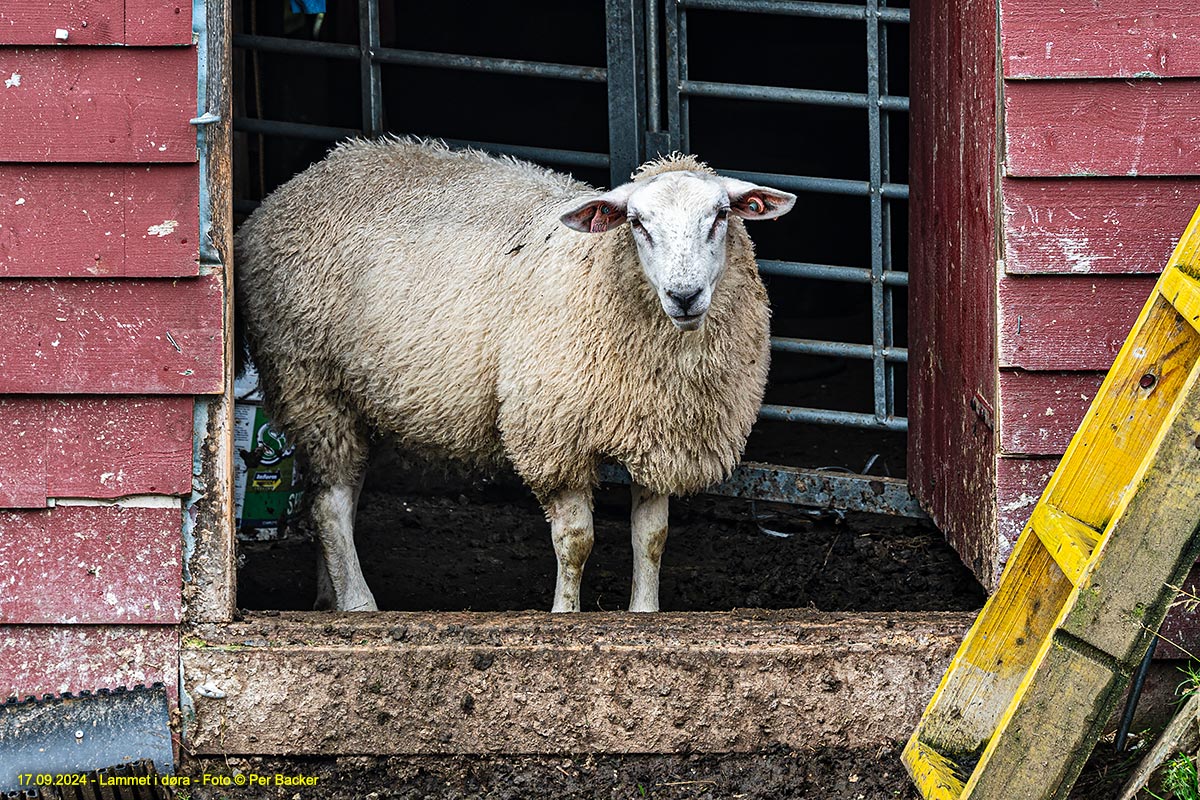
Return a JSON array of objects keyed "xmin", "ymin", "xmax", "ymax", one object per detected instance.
[
  {"xmin": 717, "ymin": 208, "xmax": 730, "ymax": 220},
  {"xmin": 630, "ymin": 218, "xmax": 652, "ymax": 242}
]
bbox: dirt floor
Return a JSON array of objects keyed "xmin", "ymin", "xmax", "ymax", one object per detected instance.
[
  {"xmin": 237, "ymin": 463, "xmax": 984, "ymax": 614},
  {"xmin": 179, "ymin": 740, "xmax": 1156, "ymax": 799}
]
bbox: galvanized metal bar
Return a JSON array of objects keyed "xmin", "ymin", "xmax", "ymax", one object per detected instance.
[
  {"xmin": 865, "ymin": 0, "xmax": 886, "ymax": 423},
  {"xmin": 771, "ymin": 336, "xmax": 907, "ymax": 364},
  {"xmin": 234, "ymin": 116, "xmax": 359, "ymax": 141},
  {"xmin": 879, "ymin": 3, "xmax": 897, "ymax": 419},
  {"xmin": 232, "ymin": 33, "xmax": 360, "ymax": 60},
  {"xmin": 600, "ymin": 461, "xmax": 926, "ymax": 518},
  {"xmin": 679, "ymin": 6, "xmax": 690, "ymax": 151},
  {"xmin": 370, "ymin": 45, "xmax": 607, "ymax": 83},
  {"xmin": 680, "ymin": 0, "xmax": 910, "ymax": 25},
  {"xmin": 681, "ymin": 79, "xmax": 909, "ymax": 112},
  {"xmin": 358, "ymin": 0, "xmax": 382, "ymax": 136},
  {"xmin": 664, "ymin": 0, "xmax": 683, "ymax": 151},
  {"xmin": 757, "ymin": 259, "xmax": 908, "ymax": 287},
  {"xmin": 645, "ymin": 0, "xmax": 662, "ymax": 132},
  {"xmin": 759, "ymin": 404, "xmax": 907, "ymax": 432},
  {"xmin": 722, "ymin": 168, "xmax": 908, "ymax": 200},
  {"xmin": 606, "ymin": 0, "xmax": 648, "ymax": 185},
  {"xmin": 439, "ymin": 138, "xmax": 610, "ymax": 170}
]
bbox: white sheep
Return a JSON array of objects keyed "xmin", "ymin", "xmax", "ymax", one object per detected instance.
[{"xmin": 234, "ymin": 137, "xmax": 795, "ymax": 612}]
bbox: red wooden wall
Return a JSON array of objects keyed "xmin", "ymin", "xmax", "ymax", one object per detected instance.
[
  {"xmin": 0, "ymin": 3, "xmax": 214, "ymax": 704},
  {"xmin": 912, "ymin": 1, "xmax": 1200, "ymax": 594},
  {"xmin": 908, "ymin": 0, "xmax": 1001, "ymax": 585},
  {"xmin": 994, "ymin": 1, "xmax": 1200, "ymax": 577}
]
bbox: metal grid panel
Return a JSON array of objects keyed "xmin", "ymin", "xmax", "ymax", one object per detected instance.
[
  {"xmin": 231, "ymin": 0, "xmax": 921, "ymax": 517},
  {"xmin": 664, "ymin": 0, "xmax": 909, "ymax": 433}
]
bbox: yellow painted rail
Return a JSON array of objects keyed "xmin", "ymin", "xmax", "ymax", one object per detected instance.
[{"xmin": 904, "ymin": 204, "xmax": 1200, "ymax": 800}]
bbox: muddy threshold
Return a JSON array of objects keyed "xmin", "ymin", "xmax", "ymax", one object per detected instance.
[
  {"xmin": 238, "ymin": 461, "xmax": 984, "ymax": 613},
  {"xmin": 179, "ymin": 747, "xmax": 1135, "ymax": 799}
]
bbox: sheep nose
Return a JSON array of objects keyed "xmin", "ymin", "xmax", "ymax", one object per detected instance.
[{"xmin": 667, "ymin": 288, "xmax": 704, "ymax": 314}]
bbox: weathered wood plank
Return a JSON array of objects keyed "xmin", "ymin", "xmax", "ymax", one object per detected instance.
[
  {"xmin": 0, "ymin": 276, "xmax": 224, "ymax": 395},
  {"xmin": 996, "ymin": 456, "xmax": 1059, "ymax": 562},
  {"xmin": 908, "ymin": 0, "xmax": 1001, "ymax": 590},
  {"xmin": 0, "ymin": 399, "xmax": 47, "ymax": 508},
  {"xmin": 1002, "ymin": 1, "xmax": 1200, "ymax": 79},
  {"xmin": 0, "ymin": 0, "xmax": 122, "ymax": 45},
  {"xmin": 998, "ymin": 371, "xmax": 1104, "ymax": 455},
  {"xmin": 183, "ymin": 0, "xmax": 237, "ymax": 626},
  {"xmin": 1005, "ymin": 80, "xmax": 1200, "ymax": 177},
  {"xmin": 123, "ymin": 0, "xmax": 193, "ymax": 45},
  {"xmin": 183, "ymin": 610, "xmax": 972, "ymax": 755},
  {"xmin": 0, "ymin": 397, "xmax": 193, "ymax": 507},
  {"xmin": 967, "ymin": 641, "xmax": 1127, "ymax": 799},
  {"xmin": 48, "ymin": 397, "xmax": 195, "ymax": 500},
  {"xmin": 998, "ymin": 275, "xmax": 1157, "ymax": 371},
  {"xmin": 0, "ymin": 48, "xmax": 196, "ymax": 163},
  {"xmin": 0, "ymin": 0, "xmax": 191, "ymax": 45},
  {"xmin": 0, "ymin": 504, "xmax": 182, "ymax": 624},
  {"xmin": 1003, "ymin": 178, "xmax": 1200, "ymax": 275},
  {"xmin": 0, "ymin": 625, "xmax": 178, "ymax": 703},
  {"xmin": 0, "ymin": 165, "xmax": 199, "ymax": 278}
]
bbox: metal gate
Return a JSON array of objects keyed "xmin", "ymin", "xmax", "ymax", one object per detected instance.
[{"xmin": 232, "ymin": 0, "xmax": 920, "ymax": 517}]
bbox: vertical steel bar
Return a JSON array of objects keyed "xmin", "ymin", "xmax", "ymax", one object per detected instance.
[
  {"xmin": 646, "ymin": 0, "xmax": 661, "ymax": 132},
  {"xmin": 679, "ymin": 6, "xmax": 690, "ymax": 152},
  {"xmin": 879, "ymin": 2, "xmax": 895, "ymax": 418},
  {"xmin": 865, "ymin": 0, "xmax": 886, "ymax": 422},
  {"xmin": 606, "ymin": 0, "xmax": 647, "ymax": 185},
  {"xmin": 664, "ymin": 0, "xmax": 682, "ymax": 151},
  {"xmin": 358, "ymin": 0, "xmax": 382, "ymax": 135}
]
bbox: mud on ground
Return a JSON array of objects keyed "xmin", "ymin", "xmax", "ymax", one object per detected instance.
[{"xmin": 238, "ymin": 464, "xmax": 984, "ymax": 614}]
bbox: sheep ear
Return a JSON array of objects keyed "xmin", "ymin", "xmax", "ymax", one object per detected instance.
[
  {"xmin": 720, "ymin": 177, "xmax": 796, "ymax": 221},
  {"xmin": 559, "ymin": 187, "xmax": 633, "ymax": 234}
]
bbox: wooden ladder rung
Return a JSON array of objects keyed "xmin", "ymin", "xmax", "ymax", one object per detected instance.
[
  {"xmin": 1029, "ymin": 504, "xmax": 1101, "ymax": 586},
  {"xmin": 1160, "ymin": 267, "xmax": 1200, "ymax": 333},
  {"xmin": 905, "ymin": 740, "xmax": 968, "ymax": 800}
]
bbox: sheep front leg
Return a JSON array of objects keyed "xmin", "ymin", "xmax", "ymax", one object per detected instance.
[
  {"xmin": 548, "ymin": 488, "xmax": 594, "ymax": 612},
  {"xmin": 312, "ymin": 480, "xmax": 378, "ymax": 612},
  {"xmin": 630, "ymin": 484, "xmax": 668, "ymax": 612}
]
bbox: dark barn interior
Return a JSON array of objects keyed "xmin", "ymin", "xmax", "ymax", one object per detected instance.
[{"xmin": 230, "ymin": 0, "xmax": 982, "ymax": 613}]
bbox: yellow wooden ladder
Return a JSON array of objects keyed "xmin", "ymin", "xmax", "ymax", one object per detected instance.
[{"xmin": 904, "ymin": 204, "xmax": 1200, "ymax": 800}]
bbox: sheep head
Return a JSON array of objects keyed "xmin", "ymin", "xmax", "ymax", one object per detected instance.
[{"xmin": 560, "ymin": 166, "xmax": 795, "ymax": 331}]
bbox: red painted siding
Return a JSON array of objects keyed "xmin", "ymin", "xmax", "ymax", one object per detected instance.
[
  {"xmin": 0, "ymin": 397, "xmax": 193, "ymax": 507},
  {"xmin": 998, "ymin": 275, "xmax": 1157, "ymax": 370},
  {"xmin": 0, "ymin": 165, "xmax": 199, "ymax": 278},
  {"xmin": 0, "ymin": 625, "xmax": 178, "ymax": 703},
  {"xmin": 0, "ymin": 0, "xmax": 191, "ymax": 45},
  {"xmin": 995, "ymin": 456, "xmax": 1058, "ymax": 556},
  {"xmin": 1005, "ymin": 80, "xmax": 1200, "ymax": 177},
  {"xmin": 1003, "ymin": 178, "xmax": 1200, "ymax": 275},
  {"xmin": 0, "ymin": 48, "xmax": 197, "ymax": 162},
  {"xmin": 0, "ymin": 505, "xmax": 181, "ymax": 624},
  {"xmin": 0, "ymin": 277, "xmax": 223, "ymax": 395},
  {"xmin": 122, "ymin": 0, "xmax": 193, "ymax": 46},
  {"xmin": 908, "ymin": 0, "xmax": 1001, "ymax": 588},
  {"xmin": 1002, "ymin": 1, "xmax": 1200, "ymax": 79},
  {"xmin": 0, "ymin": 400, "xmax": 47, "ymax": 508},
  {"xmin": 997, "ymin": 371, "xmax": 1103, "ymax": 456}
]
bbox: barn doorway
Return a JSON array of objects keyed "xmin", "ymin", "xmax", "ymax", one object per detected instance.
[{"xmin": 228, "ymin": 0, "xmax": 977, "ymax": 612}]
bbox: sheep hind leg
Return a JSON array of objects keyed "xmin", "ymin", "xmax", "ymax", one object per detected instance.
[
  {"xmin": 630, "ymin": 484, "xmax": 668, "ymax": 612},
  {"xmin": 314, "ymin": 468, "xmax": 366, "ymax": 611},
  {"xmin": 547, "ymin": 488, "xmax": 594, "ymax": 612},
  {"xmin": 312, "ymin": 475, "xmax": 377, "ymax": 611}
]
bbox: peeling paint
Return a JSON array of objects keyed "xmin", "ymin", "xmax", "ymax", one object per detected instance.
[
  {"xmin": 4, "ymin": 72, "xmax": 19, "ymax": 89},
  {"xmin": 147, "ymin": 219, "xmax": 179, "ymax": 237}
]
